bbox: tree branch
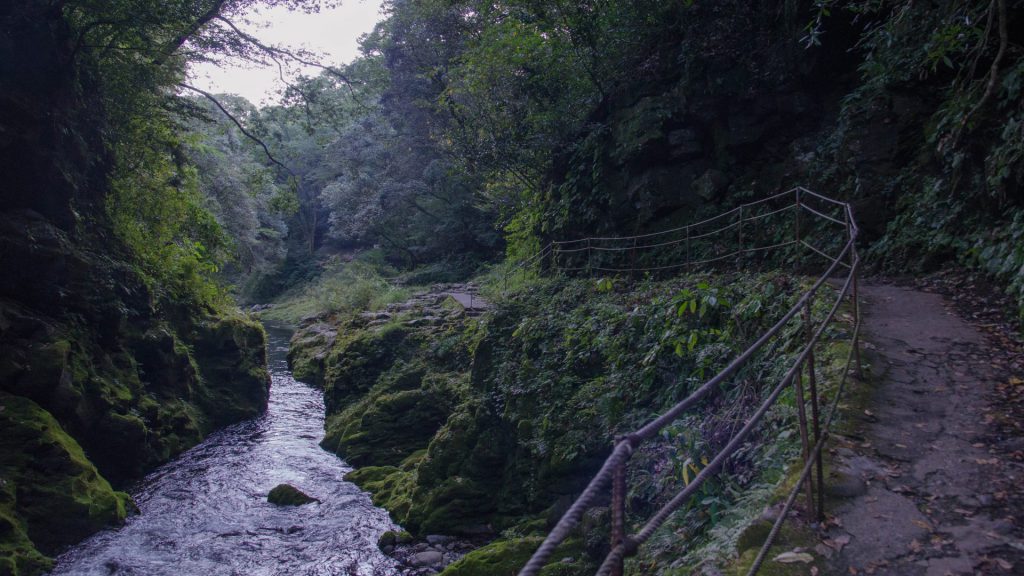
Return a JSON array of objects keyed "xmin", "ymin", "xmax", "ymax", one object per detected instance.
[
  {"xmin": 179, "ymin": 82, "xmax": 295, "ymax": 178},
  {"xmin": 950, "ymin": 0, "xmax": 1008, "ymax": 148},
  {"xmin": 213, "ymin": 15, "xmax": 363, "ymax": 94},
  {"xmin": 156, "ymin": 0, "xmax": 228, "ymax": 66}
]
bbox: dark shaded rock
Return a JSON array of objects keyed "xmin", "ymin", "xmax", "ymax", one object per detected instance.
[
  {"xmin": 267, "ymin": 484, "xmax": 318, "ymax": 506},
  {"xmin": 0, "ymin": 392, "xmax": 129, "ymax": 560}
]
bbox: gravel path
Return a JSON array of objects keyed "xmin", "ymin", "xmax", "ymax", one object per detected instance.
[{"xmin": 823, "ymin": 283, "xmax": 1024, "ymax": 575}]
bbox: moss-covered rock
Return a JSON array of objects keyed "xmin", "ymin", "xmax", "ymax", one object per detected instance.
[
  {"xmin": 376, "ymin": 529, "xmax": 413, "ymax": 550},
  {"xmin": 267, "ymin": 484, "xmax": 318, "ymax": 506},
  {"xmin": 322, "ymin": 323, "xmax": 415, "ymax": 413},
  {"xmin": 324, "ymin": 388, "xmax": 451, "ymax": 467},
  {"xmin": 301, "ymin": 274, "xmax": 815, "ymax": 570},
  {"xmin": 0, "ymin": 393, "xmax": 130, "ymax": 571},
  {"xmin": 191, "ymin": 314, "xmax": 270, "ymax": 428},
  {"xmin": 438, "ymin": 537, "xmax": 588, "ymax": 576},
  {"xmin": 287, "ymin": 320, "xmax": 337, "ymax": 386},
  {"xmin": 0, "ymin": 215, "xmax": 272, "ymax": 571}
]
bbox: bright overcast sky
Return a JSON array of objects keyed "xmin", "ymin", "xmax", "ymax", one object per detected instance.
[{"xmin": 189, "ymin": 1, "xmax": 384, "ymax": 107}]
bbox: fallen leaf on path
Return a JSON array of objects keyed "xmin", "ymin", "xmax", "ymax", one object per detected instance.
[
  {"xmin": 1010, "ymin": 377, "xmax": 1023, "ymax": 386},
  {"xmin": 995, "ymin": 558, "xmax": 1013, "ymax": 570},
  {"xmin": 912, "ymin": 519, "xmax": 932, "ymax": 530},
  {"xmin": 773, "ymin": 551, "xmax": 814, "ymax": 564},
  {"xmin": 976, "ymin": 458, "xmax": 999, "ymax": 465},
  {"xmin": 823, "ymin": 534, "xmax": 851, "ymax": 553}
]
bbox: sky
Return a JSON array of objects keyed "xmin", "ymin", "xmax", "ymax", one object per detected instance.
[{"xmin": 188, "ymin": 1, "xmax": 384, "ymax": 107}]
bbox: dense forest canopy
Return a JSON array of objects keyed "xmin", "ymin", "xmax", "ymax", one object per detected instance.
[
  {"xmin": 7, "ymin": 0, "xmax": 1020, "ymax": 312},
  {"xmin": 2, "ymin": 0, "xmax": 1024, "ymax": 574}
]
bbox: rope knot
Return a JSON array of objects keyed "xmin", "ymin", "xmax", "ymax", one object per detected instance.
[
  {"xmin": 622, "ymin": 536, "xmax": 639, "ymax": 557},
  {"xmin": 615, "ymin": 433, "xmax": 640, "ymax": 454}
]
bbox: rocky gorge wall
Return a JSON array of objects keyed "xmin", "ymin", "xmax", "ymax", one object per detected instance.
[
  {"xmin": 0, "ymin": 211, "xmax": 271, "ymax": 575},
  {"xmin": 0, "ymin": 4, "xmax": 277, "ymax": 572},
  {"xmin": 288, "ymin": 274, "xmax": 833, "ymax": 574}
]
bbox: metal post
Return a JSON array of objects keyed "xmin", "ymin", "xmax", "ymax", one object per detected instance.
[
  {"xmin": 737, "ymin": 205, "xmax": 744, "ymax": 270},
  {"xmin": 685, "ymin": 226, "xmax": 691, "ymax": 274},
  {"xmin": 631, "ymin": 237, "xmax": 638, "ymax": 281},
  {"xmin": 794, "ymin": 189, "xmax": 802, "ymax": 273},
  {"xmin": 793, "ymin": 363, "xmax": 815, "ymax": 519},
  {"xmin": 804, "ymin": 299, "xmax": 824, "ymax": 522},
  {"xmin": 587, "ymin": 238, "xmax": 593, "ymax": 277},
  {"xmin": 610, "ymin": 443, "xmax": 627, "ymax": 576},
  {"xmin": 852, "ymin": 268, "xmax": 863, "ymax": 378},
  {"xmin": 846, "ymin": 213, "xmax": 864, "ymax": 380}
]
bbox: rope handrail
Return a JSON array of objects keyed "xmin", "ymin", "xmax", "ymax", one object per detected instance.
[
  {"xmin": 552, "ymin": 187, "xmax": 797, "ymax": 245},
  {"xmin": 512, "ymin": 186, "xmax": 862, "ymax": 576}
]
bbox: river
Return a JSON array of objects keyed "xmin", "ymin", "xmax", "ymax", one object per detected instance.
[{"xmin": 50, "ymin": 326, "xmax": 400, "ymax": 576}]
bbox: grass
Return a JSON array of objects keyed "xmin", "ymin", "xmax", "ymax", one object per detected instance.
[{"xmin": 259, "ymin": 256, "xmax": 417, "ymax": 326}]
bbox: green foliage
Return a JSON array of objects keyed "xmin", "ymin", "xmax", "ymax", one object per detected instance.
[
  {"xmin": 260, "ymin": 257, "xmax": 413, "ymax": 325},
  {"xmin": 300, "ymin": 271, "xmax": 835, "ymax": 565},
  {"xmin": 802, "ymin": 0, "xmax": 1024, "ymax": 318},
  {"xmin": 107, "ymin": 114, "xmax": 231, "ymax": 310},
  {"xmin": 965, "ymin": 209, "xmax": 1024, "ymax": 320}
]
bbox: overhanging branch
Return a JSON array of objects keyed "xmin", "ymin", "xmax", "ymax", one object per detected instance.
[{"xmin": 179, "ymin": 82, "xmax": 295, "ymax": 179}]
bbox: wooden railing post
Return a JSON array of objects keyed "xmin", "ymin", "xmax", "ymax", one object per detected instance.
[
  {"xmin": 737, "ymin": 204, "xmax": 744, "ymax": 270},
  {"xmin": 804, "ymin": 299, "xmax": 824, "ymax": 522},
  {"xmin": 846, "ymin": 212, "xmax": 864, "ymax": 380},
  {"xmin": 794, "ymin": 189, "xmax": 802, "ymax": 273},
  {"xmin": 610, "ymin": 440, "xmax": 627, "ymax": 576},
  {"xmin": 631, "ymin": 237, "xmax": 638, "ymax": 281},
  {"xmin": 793, "ymin": 363, "xmax": 815, "ymax": 519},
  {"xmin": 587, "ymin": 238, "xmax": 593, "ymax": 277}
]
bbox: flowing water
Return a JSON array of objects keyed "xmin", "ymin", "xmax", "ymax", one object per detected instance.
[{"xmin": 51, "ymin": 327, "xmax": 399, "ymax": 576}]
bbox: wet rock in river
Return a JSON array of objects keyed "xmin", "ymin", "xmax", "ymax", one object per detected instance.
[{"xmin": 267, "ymin": 484, "xmax": 318, "ymax": 506}]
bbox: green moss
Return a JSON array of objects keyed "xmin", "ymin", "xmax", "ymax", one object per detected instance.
[
  {"xmin": 439, "ymin": 537, "xmax": 543, "ymax": 576},
  {"xmin": 325, "ymin": 388, "xmax": 450, "ymax": 467},
  {"xmin": 730, "ymin": 545, "xmax": 823, "ymax": 576},
  {"xmin": 377, "ymin": 529, "xmax": 414, "ymax": 549},
  {"xmin": 267, "ymin": 484, "xmax": 318, "ymax": 506},
  {"xmin": 287, "ymin": 322, "xmax": 337, "ymax": 386},
  {"xmin": 345, "ymin": 466, "xmax": 416, "ymax": 522},
  {"xmin": 298, "ymin": 272, "xmax": 841, "ymax": 569},
  {"xmin": 439, "ymin": 537, "xmax": 589, "ymax": 576},
  {"xmin": 0, "ymin": 393, "xmax": 129, "ymax": 570}
]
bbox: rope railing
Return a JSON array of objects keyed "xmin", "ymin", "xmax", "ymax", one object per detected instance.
[{"xmin": 511, "ymin": 186, "xmax": 862, "ymax": 576}]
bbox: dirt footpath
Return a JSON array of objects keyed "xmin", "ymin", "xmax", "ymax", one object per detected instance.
[{"xmin": 823, "ymin": 283, "xmax": 1024, "ymax": 575}]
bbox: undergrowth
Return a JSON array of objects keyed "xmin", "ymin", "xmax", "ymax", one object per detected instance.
[{"xmin": 260, "ymin": 255, "xmax": 415, "ymax": 325}]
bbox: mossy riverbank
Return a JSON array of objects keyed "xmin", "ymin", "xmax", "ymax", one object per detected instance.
[
  {"xmin": 0, "ymin": 215, "xmax": 271, "ymax": 574},
  {"xmin": 290, "ymin": 273, "xmax": 854, "ymax": 574}
]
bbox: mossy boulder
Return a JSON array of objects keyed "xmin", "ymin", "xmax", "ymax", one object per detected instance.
[
  {"xmin": 191, "ymin": 315, "xmax": 270, "ymax": 428},
  {"xmin": 267, "ymin": 484, "xmax": 318, "ymax": 506},
  {"xmin": 438, "ymin": 537, "xmax": 588, "ymax": 576},
  {"xmin": 287, "ymin": 321, "xmax": 337, "ymax": 386},
  {"xmin": 0, "ymin": 393, "xmax": 130, "ymax": 572},
  {"xmin": 321, "ymin": 324, "xmax": 414, "ymax": 412},
  {"xmin": 376, "ymin": 529, "xmax": 413, "ymax": 550},
  {"xmin": 323, "ymin": 388, "xmax": 451, "ymax": 467},
  {"xmin": 0, "ymin": 230, "xmax": 270, "ymax": 570}
]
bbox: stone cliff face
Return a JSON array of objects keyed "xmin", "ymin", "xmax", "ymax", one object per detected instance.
[
  {"xmin": 0, "ymin": 214, "xmax": 271, "ymax": 575},
  {"xmin": 541, "ymin": 0, "xmax": 1017, "ymax": 259},
  {"xmin": 0, "ymin": 5, "xmax": 271, "ymax": 574},
  {"xmin": 288, "ymin": 275, "xmax": 813, "ymax": 574}
]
